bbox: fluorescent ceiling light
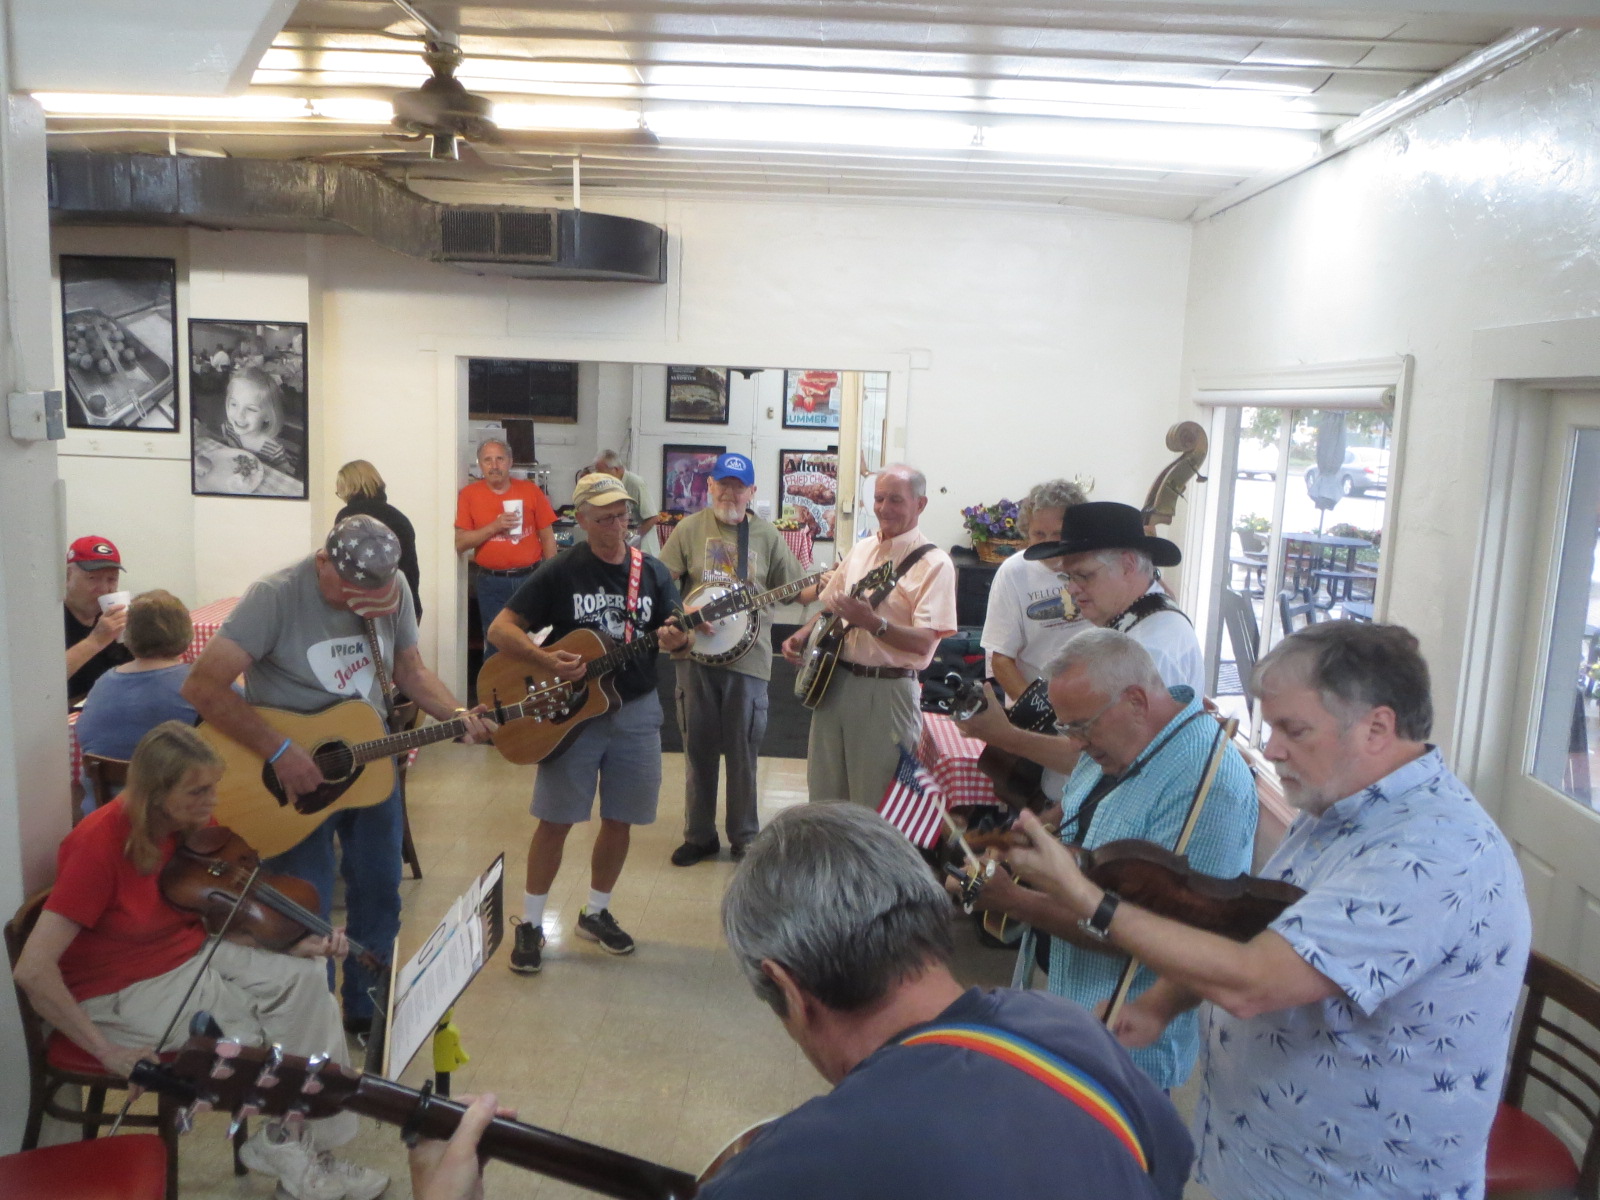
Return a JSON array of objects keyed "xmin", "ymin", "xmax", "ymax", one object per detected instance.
[
  {"xmin": 255, "ymin": 47, "xmax": 635, "ymax": 88},
  {"xmin": 307, "ymin": 98, "xmax": 394, "ymax": 123},
  {"xmin": 492, "ymin": 103, "xmax": 640, "ymax": 131},
  {"xmin": 645, "ymin": 65, "xmax": 972, "ymax": 99},
  {"xmin": 647, "ymin": 108, "xmax": 975, "ymax": 150},
  {"xmin": 983, "ymin": 121, "xmax": 1318, "ymax": 172},
  {"xmin": 35, "ymin": 93, "xmax": 313, "ymax": 121}
]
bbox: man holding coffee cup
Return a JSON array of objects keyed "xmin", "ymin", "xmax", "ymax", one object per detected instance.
[
  {"xmin": 455, "ymin": 438, "xmax": 559, "ymax": 660},
  {"xmin": 64, "ymin": 535, "xmax": 132, "ymax": 705}
]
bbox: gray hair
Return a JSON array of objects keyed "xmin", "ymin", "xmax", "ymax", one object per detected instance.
[
  {"xmin": 879, "ymin": 463, "xmax": 927, "ymax": 500},
  {"xmin": 593, "ymin": 449, "xmax": 624, "ymax": 471},
  {"xmin": 722, "ymin": 805, "xmax": 953, "ymax": 1017},
  {"xmin": 1254, "ymin": 622, "xmax": 1433, "ymax": 740},
  {"xmin": 1095, "ymin": 547, "xmax": 1154, "ymax": 580},
  {"xmin": 476, "ymin": 438, "xmax": 511, "ymax": 461},
  {"xmin": 1045, "ymin": 628, "xmax": 1165, "ymax": 699},
  {"xmin": 1018, "ymin": 478, "xmax": 1089, "ymax": 532}
]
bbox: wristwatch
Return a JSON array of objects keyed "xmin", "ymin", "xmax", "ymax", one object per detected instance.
[
  {"xmin": 1078, "ymin": 890, "xmax": 1120, "ymax": 941},
  {"xmin": 873, "ymin": 615, "xmax": 890, "ymax": 638}
]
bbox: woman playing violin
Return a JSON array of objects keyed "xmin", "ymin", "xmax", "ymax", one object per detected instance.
[{"xmin": 13, "ymin": 721, "xmax": 387, "ymax": 1200}]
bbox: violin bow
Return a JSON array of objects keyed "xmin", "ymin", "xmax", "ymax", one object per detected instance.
[{"xmin": 1099, "ymin": 715, "xmax": 1239, "ymax": 1030}]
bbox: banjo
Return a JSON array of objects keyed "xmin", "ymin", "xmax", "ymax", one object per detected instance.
[{"xmin": 683, "ymin": 569, "xmax": 831, "ymax": 666}]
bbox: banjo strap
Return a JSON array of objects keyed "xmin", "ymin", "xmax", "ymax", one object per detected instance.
[{"xmin": 736, "ymin": 514, "xmax": 750, "ymax": 582}]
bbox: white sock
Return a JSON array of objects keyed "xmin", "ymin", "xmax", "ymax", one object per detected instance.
[
  {"xmin": 587, "ymin": 889, "xmax": 611, "ymax": 914},
  {"xmin": 523, "ymin": 892, "xmax": 547, "ymax": 926}
]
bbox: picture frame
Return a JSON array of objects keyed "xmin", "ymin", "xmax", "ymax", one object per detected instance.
[
  {"xmin": 661, "ymin": 443, "xmax": 726, "ymax": 517},
  {"xmin": 778, "ymin": 445, "xmax": 840, "ymax": 541},
  {"xmin": 189, "ymin": 319, "xmax": 310, "ymax": 500},
  {"xmin": 782, "ymin": 368, "xmax": 842, "ymax": 430},
  {"xmin": 665, "ymin": 365, "xmax": 729, "ymax": 424},
  {"xmin": 60, "ymin": 255, "xmax": 180, "ymax": 432}
]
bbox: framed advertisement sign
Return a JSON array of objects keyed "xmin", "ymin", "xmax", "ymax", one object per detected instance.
[
  {"xmin": 778, "ymin": 446, "xmax": 839, "ymax": 540},
  {"xmin": 666, "ymin": 365, "xmax": 729, "ymax": 424},
  {"xmin": 662, "ymin": 443, "xmax": 725, "ymax": 516},
  {"xmin": 782, "ymin": 369, "xmax": 841, "ymax": 430}
]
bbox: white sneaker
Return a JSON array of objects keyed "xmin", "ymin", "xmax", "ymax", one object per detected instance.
[
  {"xmin": 310, "ymin": 1151, "xmax": 390, "ymax": 1200},
  {"xmin": 239, "ymin": 1127, "xmax": 347, "ymax": 1200}
]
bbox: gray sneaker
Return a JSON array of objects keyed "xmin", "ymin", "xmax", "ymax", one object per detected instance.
[{"xmin": 575, "ymin": 906, "xmax": 635, "ymax": 955}]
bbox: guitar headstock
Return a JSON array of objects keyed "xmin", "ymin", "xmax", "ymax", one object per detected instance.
[
  {"xmin": 133, "ymin": 1037, "xmax": 364, "ymax": 1129},
  {"xmin": 852, "ymin": 561, "xmax": 896, "ymax": 597}
]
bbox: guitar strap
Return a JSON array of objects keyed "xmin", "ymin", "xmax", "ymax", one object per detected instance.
[
  {"xmin": 876, "ymin": 541, "xmax": 936, "ymax": 605},
  {"xmin": 361, "ymin": 616, "xmax": 399, "ymax": 728},
  {"xmin": 622, "ymin": 546, "xmax": 644, "ymax": 644}
]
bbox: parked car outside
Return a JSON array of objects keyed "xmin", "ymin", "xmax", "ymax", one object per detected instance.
[
  {"xmin": 1235, "ymin": 439, "xmax": 1279, "ymax": 481},
  {"xmin": 1305, "ymin": 446, "xmax": 1389, "ymax": 497}
]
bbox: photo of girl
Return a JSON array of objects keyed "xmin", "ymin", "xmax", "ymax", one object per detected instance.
[{"xmin": 190, "ymin": 319, "xmax": 308, "ymax": 499}]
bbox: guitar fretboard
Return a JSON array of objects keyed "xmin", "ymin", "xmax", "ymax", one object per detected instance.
[{"xmin": 344, "ymin": 696, "xmax": 547, "ymax": 767}]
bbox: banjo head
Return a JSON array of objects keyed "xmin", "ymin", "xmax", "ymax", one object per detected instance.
[{"xmin": 684, "ymin": 582, "xmax": 759, "ymax": 666}]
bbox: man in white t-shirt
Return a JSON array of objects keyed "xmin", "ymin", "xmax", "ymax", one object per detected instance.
[{"xmin": 959, "ymin": 501, "xmax": 1203, "ymax": 780}]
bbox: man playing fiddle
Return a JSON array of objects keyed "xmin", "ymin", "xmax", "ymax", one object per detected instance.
[
  {"xmin": 962, "ymin": 629, "xmax": 1256, "ymax": 1091},
  {"xmin": 183, "ymin": 515, "xmax": 493, "ymax": 1032},
  {"xmin": 13, "ymin": 722, "xmax": 389, "ymax": 1200},
  {"xmin": 1005, "ymin": 622, "xmax": 1531, "ymax": 1199}
]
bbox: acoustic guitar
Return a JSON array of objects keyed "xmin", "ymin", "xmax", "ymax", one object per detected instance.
[
  {"xmin": 950, "ymin": 676, "xmax": 1060, "ymax": 813},
  {"xmin": 478, "ymin": 573, "xmax": 826, "ymax": 765},
  {"xmin": 791, "ymin": 560, "xmax": 898, "ymax": 709},
  {"xmin": 134, "ymin": 1035, "xmax": 765, "ymax": 1200},
  {"xmin": 200, "ymin": 694, "xmax": 563, "ymax": 857}
]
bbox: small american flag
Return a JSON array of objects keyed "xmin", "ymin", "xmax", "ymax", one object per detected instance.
[{"xmin": 878, "ymin": 747, "xmax": 947, "ymax": 850}]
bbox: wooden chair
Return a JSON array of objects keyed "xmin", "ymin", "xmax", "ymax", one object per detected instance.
[
  {"xmin": 79, "ymin": 753, "xmax": 129, "ymax": 817},
  {"xmin": 0, "ymin": 1133, "xmax": 167, "ymax": 1200},
  {"xmin": 1277, "ymin": 588, "xmax": 1320, "ymax": 635},
  {"xmin": 394, "ymin": 699, "xmax": 424, "ymax": 879},
  {"xmin": 1487, "ymin": 950, "xmax": 1600, "ymax": 1198}
]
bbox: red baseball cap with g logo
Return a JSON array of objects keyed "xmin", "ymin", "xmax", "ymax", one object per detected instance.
[{"xmin": 66, "ymin": 536, "xmax": 123, "ymax": 571}]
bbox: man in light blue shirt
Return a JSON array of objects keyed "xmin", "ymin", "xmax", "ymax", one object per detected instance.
[
  {"xmin": 969, "ymin": 628, "xmax": 1258, "ymax": 1089},
  {"xmin": 1004, "ymin": 621, "xmax": 1532, "ymax": 1199}
]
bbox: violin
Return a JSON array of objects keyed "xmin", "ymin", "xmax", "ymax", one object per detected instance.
[{"xmin": 159, "ymin": 826, "xmax": 383, "ymax": 972}]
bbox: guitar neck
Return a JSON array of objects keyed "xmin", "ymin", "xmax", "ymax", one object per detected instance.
[
  {"xmin": 346, "ymin": 700, "xmax": 529, "ymax": 766},
  {"xmin": 351, "ymin": 1075, "xmax": 700, "ymax": 1200}
]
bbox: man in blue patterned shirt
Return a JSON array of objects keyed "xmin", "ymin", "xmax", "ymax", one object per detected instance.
[
  {"xmin": 1005, "ymin": 622, "xmax": 1532, "ymax": 1199},
  {"xmin": 967, "ymin": 629, "xmax": 1258, "ymax": 1089}
]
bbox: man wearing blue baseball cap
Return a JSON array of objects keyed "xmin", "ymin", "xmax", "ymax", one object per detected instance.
[{"xmin": 658, "ymin": 452, "xmax": 813, "ymax": 865}]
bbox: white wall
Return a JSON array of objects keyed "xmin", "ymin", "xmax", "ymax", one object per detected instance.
[
  {"xmin": 56, "ymin": 197, "xmax": 1194, "ymax": 675},
  {"xmin": 1179, "ymin": 30, "xmax": 1600, "ymax": 752}
]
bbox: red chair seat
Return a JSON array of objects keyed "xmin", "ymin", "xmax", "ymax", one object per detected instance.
[
  {"xmin": 45, "ymin": 1032, "xmax": 174, "ymax": 1076},
  {"xmin": 0, "ymin": 1133, "xmax": 167, "ymax": 1200},
  {"xmin": 1487, "ymin": 1102, "xmax": 1580, "ymax": 1196}
]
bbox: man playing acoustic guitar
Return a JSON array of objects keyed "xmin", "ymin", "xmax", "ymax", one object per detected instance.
[
  {"xmin": 487, "ymin": 472, "xmax": 691, "ymax": 974},
  {"xmin": 183, "ymin": 515, "xmax": 494, "ymax": 1032}
]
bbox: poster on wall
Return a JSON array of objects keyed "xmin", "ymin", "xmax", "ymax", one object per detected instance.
[
  {"xmin": 778, "ymin": 446, "xmax": 839, "ymax": 540},
  {"xmin": 782, "ymin": 369, "xmax": 841, "ymax": 430},
  {"xmin": 665, "ymin": 365, "xmax": 729, "ymax": 424},
  {"xmin": 662, "ymin": 443, "xmax": 725, "ymax": 517},
  {"xmin": 189, "ymin": 319, "xmax": 309, "ymax": 500},
  {"xmin": 60, "ymin": 255, "xmax": 179, "ymax": 432}
]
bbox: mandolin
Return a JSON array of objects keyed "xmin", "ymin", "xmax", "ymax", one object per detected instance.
[
  {"xmin": 949, "ymin": 676, "xmax": 1059, "ymax": 813},
  {"xmin": 132, "ymin": 1036, "xmax": 764, "ymax": 1200},
  {"xmin": 791, "ymin": 560, "xmax": 901, "ymax": 709}
]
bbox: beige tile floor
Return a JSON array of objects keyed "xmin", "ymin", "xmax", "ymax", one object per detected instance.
[{"xmin": 88, "ymin": 745, "xmax": 1210, "ymax": 1198}]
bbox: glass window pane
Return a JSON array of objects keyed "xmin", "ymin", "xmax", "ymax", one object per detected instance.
[{"xmin": 1531, "ymin": 428, "xmax": 1600, "ymax": 810}]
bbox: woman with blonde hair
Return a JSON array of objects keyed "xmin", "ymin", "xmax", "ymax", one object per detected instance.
[
  {"xmin": 76, "ymin": 589, "xmax": 198, "ymax": 807},
  {"xmin": 14, "ymin": 721, "xmax": 389, "ymax": 1200},
  {"xmin": 335, "ymin": 458, "xmax": 422, "ymax": 618}
]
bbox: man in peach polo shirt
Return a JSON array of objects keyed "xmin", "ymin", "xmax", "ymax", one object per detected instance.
[
  {"xmin": 783, "ymin": 464, "xmax": 957, "ymax": 805},
  {"xmin": 455, "ymin": 438, "xmax": 558, "ymax": 660}
]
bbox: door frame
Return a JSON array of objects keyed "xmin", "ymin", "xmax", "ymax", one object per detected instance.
[{"xmin": 1454, "ymin": 316, "xmax": 1600, "ymax": 821}]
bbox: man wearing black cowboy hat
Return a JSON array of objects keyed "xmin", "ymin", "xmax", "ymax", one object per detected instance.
[{"xmin": 958, "ymin": 501, "xmax": 1203, "ymax": 777}]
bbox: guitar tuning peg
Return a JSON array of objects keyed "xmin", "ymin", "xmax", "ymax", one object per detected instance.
[
  {"xmin": 283, "ymin": 1107, "xmax": 308, "ymax": 1134},
  {"xmin": 258, "ymin": 1045, "xmax": 284, "ymax": 1088},
  {"xmin": 237, "ymin": 1099, "xmax": 263, "ymax": 1122},
  {"xmin": 176, "ymin": 1106, "xmax": 195, "ymax": 1134},
  {"xmin": 209, "ymin": 1060, "xmax": 236, "ymax": 1081},
  {"xmin": 226, "ymin": 1114, "xmax": 247, "ymax": 1140},
  {"xmin": 300, "ymin": 1053, "xmax": 328, "ymax": 1095}
]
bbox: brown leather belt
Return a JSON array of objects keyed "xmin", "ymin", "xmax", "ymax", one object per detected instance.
[{"xmin": 844, "ymin": 662, "xmax": 917, "ymax": 680}]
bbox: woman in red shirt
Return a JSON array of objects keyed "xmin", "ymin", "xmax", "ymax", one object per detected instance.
[{"xmin": 13, "ymin": 722, "xmax": 386, "ymax": 1200}]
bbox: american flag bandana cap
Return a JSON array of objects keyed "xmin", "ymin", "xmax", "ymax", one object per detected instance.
[{"xmin": 326, "ymin": 515, "xmax": 402, "ymax": 616}]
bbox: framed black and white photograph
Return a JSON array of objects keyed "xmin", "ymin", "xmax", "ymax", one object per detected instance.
[
  {"xmin": 189, "ymin": 319, "xmax": 309, "ymax": 500},
  {"xmin": 778, "ymin": 446, "xmax": 840, "ymax": 540},
  {"xmin": 665, "ymin": 365, "xmax": 729, "ymax": 424},
  {"xmin": 662, "ymin": 443, "xmax": 725, "ymax": 516},
  {"xmin": 782, "ymin": 368, "xmax": 842, "ymax": 430},
  {"xmin": 60, "ymin": 255, "xmax": 179, "ymax": 432}
]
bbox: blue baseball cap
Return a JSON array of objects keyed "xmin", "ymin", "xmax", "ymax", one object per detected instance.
[{"xmin": 712, "ymin": 452, "xmax": 755, "ymax": 485}]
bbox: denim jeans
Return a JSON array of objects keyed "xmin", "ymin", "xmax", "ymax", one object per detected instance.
[
  {"xmin": 265, "ymin": 782, "xmax": 403, "ymax": 1020},
  {"xmin": 475, "ymin": 570, "xmax": 534, "ymax": 661}
]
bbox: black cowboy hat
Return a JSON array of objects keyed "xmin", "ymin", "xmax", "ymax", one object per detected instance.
[{"xmin": 1023, "ymin": 501, "xmax": 1181, "ymax": 567}]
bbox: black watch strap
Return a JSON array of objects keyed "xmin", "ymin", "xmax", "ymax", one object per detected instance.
[{"xmin": 1080, "ymin": 890, "xmax": 1120, "ymax": 941}]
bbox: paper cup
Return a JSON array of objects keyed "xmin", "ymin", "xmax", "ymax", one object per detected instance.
[
  {"xmin": 99, "ymin": 590, "xmax": 131, "ymax": 642},
  {"xmin": 502, "ymin": 498, "xmax": 525, "ymax": 539}
]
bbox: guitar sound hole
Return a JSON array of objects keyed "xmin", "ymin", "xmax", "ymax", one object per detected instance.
[{"xmin": 316, "ymin": 744, "xmax": 356, "ymax": 782}]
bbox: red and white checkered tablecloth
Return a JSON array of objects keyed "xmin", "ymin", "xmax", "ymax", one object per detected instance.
[
  {"xmin": 917, "ymin": 713, "xmax": 1005, "ymax": 811},
  {"xmin": 68, "ymin": 711, "xmax": 82, "ymax": 790},
  {"xmin": 781, "ymin": 528, "xmax": 815, "ymax": 569},
  {"xmin": 184, "ymin": 596, "xmax": 240, "ymax": 662}
]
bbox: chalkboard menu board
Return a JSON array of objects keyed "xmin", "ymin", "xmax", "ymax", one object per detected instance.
[{"xmin": 467, "ymin": 359, "xmax": 579, "ymax": 422}]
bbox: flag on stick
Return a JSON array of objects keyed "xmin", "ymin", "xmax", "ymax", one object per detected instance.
[{"xmin": 878, "ymin": 746, "xmax": 947, "ymax": 850}]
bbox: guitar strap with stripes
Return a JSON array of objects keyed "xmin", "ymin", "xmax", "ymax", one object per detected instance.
[
  {"xmin": 362, "ymin": 616, "xmax": 399, "ymax": 729},
  {"xmin": 898, "ymin": 1022, "xmax": 1151, "ymax": 1173}
]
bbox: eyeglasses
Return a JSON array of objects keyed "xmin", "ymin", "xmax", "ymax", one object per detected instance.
[
  {"xmin": 1063, "ymin": 565, "xmax": 1105, "ymax": 588},
  {"xmin": 587, "ymin": 512, "xmax": 630, "ymax": 528},
  {"xmin": 1053, "ymin": 696, "xmax": 1120, "ymax": 741}
]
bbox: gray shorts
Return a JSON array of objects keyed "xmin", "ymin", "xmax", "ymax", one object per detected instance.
[{"xmin": 531, "ymin": 689, "xmax": 663, "ymax": 825}]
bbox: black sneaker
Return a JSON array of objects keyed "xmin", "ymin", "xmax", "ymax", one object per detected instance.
[
  {"xmin": 509, "ymin": 916, "xmax": 545, "ymax": 973},
  {"xmin": 670, "ymin": 837, "xmax": 720, "ymax": 867},
  {"xmin": 575, "ymin": 906, "xmax": 635, "ymax": 955},
  {"xmin": 730, "ymin": 843, "xmax": 749, "ymax": 861}
]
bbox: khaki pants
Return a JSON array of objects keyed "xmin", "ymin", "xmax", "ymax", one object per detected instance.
[
  {"xmin": 806, "ymin": 670, "xmax": 921, "ymax": 806},
  {"xmin": 79, "ymin": 940, "xmax": 357, "ymax": 1147}
]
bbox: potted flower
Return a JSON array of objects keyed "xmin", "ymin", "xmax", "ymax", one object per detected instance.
[{"xmin": 962, "ymin": 499, "xmax": 1024, "ymax": 563}]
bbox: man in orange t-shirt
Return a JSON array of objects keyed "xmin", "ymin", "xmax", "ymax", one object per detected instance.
[{"xmin": 455, "ymin": 438, "xmax": 558, "ymax": 658}]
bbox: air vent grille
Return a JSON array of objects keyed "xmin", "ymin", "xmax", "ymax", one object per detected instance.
[
  {"xmin": 440, "ymin": 209, "xmax": 497, "ymax": 256},
  {"xmin": 495, "ymin": 211, "xmax": 555, "ymax": 259}
]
